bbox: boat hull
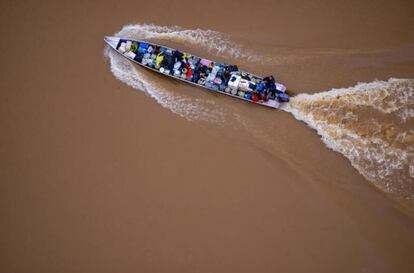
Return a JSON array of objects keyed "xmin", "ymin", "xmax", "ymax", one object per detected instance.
[{"xmin": 104, "ymin": 36, "xmax": 285, "ymax": 109}]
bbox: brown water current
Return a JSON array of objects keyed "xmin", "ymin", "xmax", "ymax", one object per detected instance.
[
  {"xmin": 107, "ymin": 24, "xmax": 414, "ymax": 204},
  {"xmin": 2, "ymin": 1, "xmax": 414, "ymax": 273}
]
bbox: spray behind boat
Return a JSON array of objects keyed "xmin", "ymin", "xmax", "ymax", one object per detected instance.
[{"xmin": 105, "ymin": 24, "xmax": 414, "ymax": 206}]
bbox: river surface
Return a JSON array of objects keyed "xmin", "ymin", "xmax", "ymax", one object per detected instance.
[{"xmin": 1, "ymin": 1, "xmax": 414, "ymax": 272}]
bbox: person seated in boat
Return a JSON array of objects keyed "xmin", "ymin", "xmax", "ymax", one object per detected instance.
[
  {"xmin": 155, "ymin": 52, "xmax": 164, "ymax": 69},
  {"xmin": 241, "ymin": 72, "xmax": 250, "ymax": 80},
  {"xmin": 262, "ymin": 75, "xmax": 278, "ymax": 98},
  {"xmin": 223, "ymin": 64, "xmax": 239, "ymax": 84},
  {"xmin": 192, "ymin": 71, "xmax": 200, "ymax": 83},
  {"xmin": 259, "ymin": 91, "xmax": 268, "ymax": 102},
  {"xmin": 263, "ymin": 75, "xmax": 276, "ymax": 86},
  {"xmin": 154, "ymin": 46, "xmax": 160, "ymax": 54},
  {"xmin": 257, "ymin": 81, "xmax": 265, "ymax": 93},
  {"xmin": 161, "ymin": 53, "xmax": 174, "ymax": 70},
  {"xmin": 173, "ymin": 50, "xmax": 184, "ymax": 63},
  {"xmin": 191, "ymin": 59, "xmax": 202, "ymax": 83},
  {"xmin": 252, "ymin": 93, "xmax": 259, "ymax": 102},
  {"xmin": 135, "ymin": 51, "xmax": 144, "ymax": 63},
  {"xmin": 267, "ymin": 84, "xmax": 278, "ymax": 99},
  {"xmin": 199, "ymin": 65, "xmax": 208, "ymax": 76}
]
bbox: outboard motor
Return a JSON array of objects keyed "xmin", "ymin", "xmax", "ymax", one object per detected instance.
[
  {"xmin": 275, "ymin": 83, "xmax": 287, "ymax": 93},
  {"xmin": 276, "ymin": 91, "xmax": 290, "ymax": 102}
]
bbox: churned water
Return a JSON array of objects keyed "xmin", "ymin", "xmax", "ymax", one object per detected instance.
[{"xmin": 105, "ymin": 23, "xmax": 414, "ymax": 201}]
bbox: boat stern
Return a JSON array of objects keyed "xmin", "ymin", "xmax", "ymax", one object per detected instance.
[{"xmin": 262, "ymin": 99, "xmax": 281, "ymax": 109}]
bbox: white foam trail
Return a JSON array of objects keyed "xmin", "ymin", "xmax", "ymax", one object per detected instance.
[
  {"xmin": 106, "ymin": 49, "xmax": 226, "ymax": 123},
  {"xmin": 282, "ymin": 78, "xmax": 414, "ymax": 200},
  {"xmin": 292, "ymin": 78, "xmax": 414, "ymax": 122},
  {"xmin": 115, "ymin": 23, "xmax": 262, "ymax": 61},
  {"xmin": 104, "ymin": 24, "xmax": 414, "ymax": 202},
  {"xmin": 104, "ymin": 24, "xmax": 236, "ymax": 123}
]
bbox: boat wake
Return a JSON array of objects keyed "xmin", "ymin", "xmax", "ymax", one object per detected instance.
[
  {"xmin": 106, "ymin": 48, "xmax": 226, "ymax": 123},
  {"xmin": 105, "ymin": 23, "xmax": 414, "ymax": 202},
  {"xmin": 104, "ymin": 23, "xmax": 261, "ymax": 122},
  {"xmin": 282, "ymin": 79, "xmax": 414, "ymax": 200},
  {"xmin": 111, "ymin": 23, "xmax": 262, "ymax": 61}
]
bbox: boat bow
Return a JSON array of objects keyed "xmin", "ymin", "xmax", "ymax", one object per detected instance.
[{"xmin": 104, "ymin": 36, "xmax": 120, "ymax": 50}]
